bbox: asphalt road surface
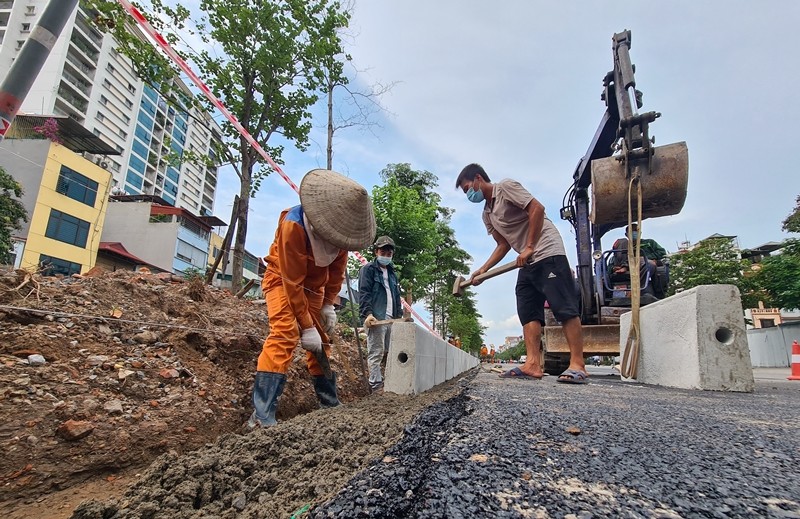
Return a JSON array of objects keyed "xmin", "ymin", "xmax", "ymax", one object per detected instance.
[{"xmin": 313, "ymin": 366, "xmax": 800, "ymax": 518}]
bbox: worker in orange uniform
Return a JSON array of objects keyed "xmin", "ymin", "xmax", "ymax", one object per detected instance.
[
  {"xmin": 489, "ymin": 347, "xmax": 496, "ymax": 363},
  {"xmin": 247, "ymin": 169, "xmax": 376, "ymax": 428},
  {"xmin": 480, "ymin": 344, "xmax": 489, "ymax": 362}
]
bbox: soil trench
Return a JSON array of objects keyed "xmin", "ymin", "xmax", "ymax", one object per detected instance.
[{"xmin": 2, "ymin": 267, "xmax": 457, "ymax": 518}]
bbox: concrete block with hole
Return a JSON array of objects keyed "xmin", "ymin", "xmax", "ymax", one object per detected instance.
[
  {"xmin": 384, "ymin": 322, "xmax": 479, "ymax": 395},
  {"xmin": 619, "ymin": 284, "xmax": 754, "ymax": 392}
]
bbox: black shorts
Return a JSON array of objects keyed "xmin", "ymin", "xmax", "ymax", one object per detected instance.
[{"xmin": 516, "ymin": 255, "xmax": 580, "ymax": 326}]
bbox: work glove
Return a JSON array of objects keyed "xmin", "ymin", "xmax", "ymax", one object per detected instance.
[
  {"xmin": 300, "ymin": 327, "xmax": 323, "ymax": 353},
  {"xmin": 363, "ymin": 314, "xmax": 378, "ymax": 330},
  {"xmin": 320, "ymin": 304, "xmax": 337, "ymax": 336}
]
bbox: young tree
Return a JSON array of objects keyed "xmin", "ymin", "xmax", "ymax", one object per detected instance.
[
  {"xmin": 0, "ymin": 166, "xmax": 28, "ymax": 264},
  {"xmin": 370, "ymin": 175, "xmax": 438, "ymax": 301},
  {"xmin": 668, "ymin": 237, "xmax": 755, "ymax": 308},
  {"xmin": 782, "ymin": 195, "xmax": 800, "ymax": 233},
  {"xmin": 755, "ymin": 240, "xmax": 800, "ymax": 311},
  {"xmin": 89, "ymin": 0, "xmax": 350, "ymax": 287}
]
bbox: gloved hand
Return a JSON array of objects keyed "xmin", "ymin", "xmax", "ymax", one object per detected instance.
[
  {"xmin": 300, "ymin": 327, "xmax": 323, "ymax": 353},
  {"xmin": 320, "ymin": 304, "xmax": 337, "ymax": 336},
  {"xmin": 363, "ymin": 314, "xmax": 378, "ymax": 330}
]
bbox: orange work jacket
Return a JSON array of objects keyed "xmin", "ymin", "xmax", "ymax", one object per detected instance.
[{"xmin": 262, "ymin": 205, "xmax": 347, "ymax": 330}]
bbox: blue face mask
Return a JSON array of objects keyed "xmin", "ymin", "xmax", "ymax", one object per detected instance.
[
  {"xmin": 631, "ymin": 232, "xmax": 639, "ymax": 241},
  {"xmin": 467, "ymin": 187, "xmax": 485, "ymax": 203},
  {"xmin": 377, "ymin": 256, "xmax": 393, "ymax": 266}
]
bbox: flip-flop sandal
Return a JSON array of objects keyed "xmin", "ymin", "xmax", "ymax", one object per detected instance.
[
  {"xmin": 498, "ymin": 367, "xmax": 542, "ymax": 380},
  {"xmin": 557, "ymin": 369, "xmax": 588, "ymax": 384}
]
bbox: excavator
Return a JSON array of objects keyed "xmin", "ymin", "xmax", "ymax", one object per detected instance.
[{"xmin": 542, "ymin": 30, "xmax": 689, "ymax": 374}]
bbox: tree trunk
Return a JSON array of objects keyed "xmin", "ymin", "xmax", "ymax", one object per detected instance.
[
  {"xmin": 326, "ymin": 80, "xmax": 334, "ymax": 170},
  {"xmin": 205, "ymin": 195, "xmax": 239, "ymax": 285},
  {"xmin": 231, "ymin": 157, "xmax": 253, "ymax": 290}
]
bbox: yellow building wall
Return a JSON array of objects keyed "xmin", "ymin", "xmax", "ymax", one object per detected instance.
[
  {"xmin": 207, "ymin": 231, "xmax": 225, "ymax": 271},
  {"xmin": 20, "ymin": 143, "xmax": 113, "ymax": 274}
]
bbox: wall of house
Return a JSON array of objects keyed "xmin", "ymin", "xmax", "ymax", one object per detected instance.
[
  {"xmin": 10, "ymin": 142, "xmax": 112, "ymax": 274},
  {"xmin": 0, "ymin": 139, "xmax": 49, "ymax": 237},
  {"xmin": 101, "ymin": 202, "xmax": 176, "ymax": 272}
]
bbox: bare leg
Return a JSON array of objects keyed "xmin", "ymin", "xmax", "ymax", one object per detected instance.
[
  {"xmin": 521, "ymin": 320, "xmax": 544, "ymax": 378},
  {"xmin": 561, "ymin": 316, "xmax": 586, "ymax": 374}
]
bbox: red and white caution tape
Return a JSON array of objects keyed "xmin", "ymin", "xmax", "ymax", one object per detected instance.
[{"xmin": 115, "ymin": 0, "xmax": 437, "ymax": 336}]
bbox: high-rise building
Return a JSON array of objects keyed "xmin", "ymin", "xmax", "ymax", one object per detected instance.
[{"xmin": 0, "ymin": 0, "xmax": 223, "ymax": 216}]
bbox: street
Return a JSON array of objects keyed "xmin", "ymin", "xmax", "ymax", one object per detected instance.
[{"xmin": 313, "ymin": 366, "xmax": 800, "ymax": 518}]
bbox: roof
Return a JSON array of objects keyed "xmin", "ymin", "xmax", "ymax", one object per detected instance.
[
  {"xmin": 8, "ymin": 115, "xmax": 120, "ymax": 155},
  {"xmin": 197, "ymin": 215, "xmax": 227, "ymax": 227},
  {"xmin": 111, "ymin": 194, "xmax": 173, "ymax": 206},
  {"xmin": 98, "ymin": 242, "xmax": 161, "ymax": 270}
]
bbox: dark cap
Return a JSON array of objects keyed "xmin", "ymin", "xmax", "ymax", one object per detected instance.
[{"xmin": 373, "ymin": 235, "xmax": 395, "ymax": 249}]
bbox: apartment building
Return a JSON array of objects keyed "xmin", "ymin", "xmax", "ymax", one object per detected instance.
[{"xmin": 0, "ymin": 0, "xmax": 222, "ymax": 216}]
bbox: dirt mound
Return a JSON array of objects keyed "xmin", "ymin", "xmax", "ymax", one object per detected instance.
[
  {"xmin": 69, "ymin": 377, "xmax": 470, "ymax": 519},
  {"xmin": 0, "ymin": 268, "xmax": 370, "ymax": 514}
]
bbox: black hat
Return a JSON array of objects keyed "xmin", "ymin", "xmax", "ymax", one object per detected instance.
[{"xmin": 373, "ymin": 235, "xmax": 395, "ymax": 249}]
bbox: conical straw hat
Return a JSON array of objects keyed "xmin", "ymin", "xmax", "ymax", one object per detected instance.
[{"xmin": 300, "ymin": 169, "xmax": 376, "ymax": 251}]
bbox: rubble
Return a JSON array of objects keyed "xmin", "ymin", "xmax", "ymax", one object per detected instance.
[{"xmin": 0, "ymin": 267, "xmax": 371, "ymax": 513}]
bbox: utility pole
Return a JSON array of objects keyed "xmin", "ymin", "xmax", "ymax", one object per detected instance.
[{"xmin": 0, "ymin": 0, "xmax": 80, "ymax": 141}]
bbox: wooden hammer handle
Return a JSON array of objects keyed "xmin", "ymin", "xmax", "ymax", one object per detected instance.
[{"xmin": 463, "ymin": 260, "xmax": 519, "ymax": 288}]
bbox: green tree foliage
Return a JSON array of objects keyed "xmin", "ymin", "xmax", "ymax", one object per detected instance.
[
  {"xmin": 445, "ymin": 293, "xmax": 485, "ymax": 353},
  {"xmin": 496, "ymin": 341, "xmax": 525, "ymax": 361},
  {"xmin": 0, "ymin": 166, "xmax": 28, "ymax": 264},
  {"xmin": 782, "ymin": 195, "xmax": 800, "ymax": 233},
  {"xmin": 88, "ymin": 0, "xmax": 350, "ymax": 288},
  {"xmin": 668, "ymin": 237, "xmax": 756, "ymax": 309},
  {"xmin": 755, "ymin": 239, "xmax": 800, "ymax": 311},
  {"xmin": 370, "ymin": 169, "xmax": 439, "ymax": 301},
  {"xmin": 368, "ymin": 163, "xmax": 482, "ymax": 343}
]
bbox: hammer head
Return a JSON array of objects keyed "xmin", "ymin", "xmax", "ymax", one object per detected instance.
[{"xmin": 452, "ymin": 275, "xmax": 466, "ymax": 297}]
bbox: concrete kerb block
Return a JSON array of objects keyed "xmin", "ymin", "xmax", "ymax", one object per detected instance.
[
  {"xmin": 384, "ymin": 322, "xmax": 479, "ymax": 395},
  {"xmin": 620, "ymin": 284, "xmax": 754, "ymax": 392}
]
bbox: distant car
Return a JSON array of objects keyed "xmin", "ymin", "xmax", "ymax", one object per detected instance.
[{"xmin": 519, "ymin": 355, "xmax": 528, "ymax": 363}]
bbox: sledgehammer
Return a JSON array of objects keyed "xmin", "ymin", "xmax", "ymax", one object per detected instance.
[{"xmin": 452, "ymin": 260, "xmax": 520, "ymax": 296}]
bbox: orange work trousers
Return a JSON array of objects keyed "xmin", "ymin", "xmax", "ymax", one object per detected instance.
[{"xmin": 257, "ymin": 279, "xmax": 330, "ymax": 376}]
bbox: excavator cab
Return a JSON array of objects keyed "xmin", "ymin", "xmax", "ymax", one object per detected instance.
[{"xmin": 599, "ymin": 238, "xmax": 669, "ymax": 307}]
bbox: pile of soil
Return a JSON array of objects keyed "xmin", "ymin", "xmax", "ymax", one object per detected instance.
[{"xmin": 0, "ymin": 267, "xmax": 372, "ymax": 517}]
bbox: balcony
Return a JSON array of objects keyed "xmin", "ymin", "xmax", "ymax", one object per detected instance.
[
  {"xmin": 69, "ymin": 35, "xmax": 98, "ymax": 63},
  {"xmin": 54, "ymin": 95, "xmax": 87, "ymax": 123},
  {"xmin": 65, "ymin": 52, "xmax": 96, "ymax": 81},
  {"xmin": 61, "ymin": 70, "xmax": 91, "ymax": 97},
  {"xmin": 73, "ymin": 13, "xmax": 103, "ymax": 48},
  {"xmin": 57, "ymin": 84, "xmax": 89, "ymax": 113}
]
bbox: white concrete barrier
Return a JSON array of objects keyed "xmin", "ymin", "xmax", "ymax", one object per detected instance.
[
  {"xmin": 384, "ymin": 322, "xmax": 479, "ymax": 395},
  {"xmin": 620, "ymin": 284, "xmax": 754, "ymax": 392}
]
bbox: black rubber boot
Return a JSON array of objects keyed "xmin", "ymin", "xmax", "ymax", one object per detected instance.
[
  {"xmin": 312, "ymin": 372, "xmax": 341, "ymax": 408},
  {"xmin": 246, "ymin": 371, "xmax": 286, "ymax": 428}
]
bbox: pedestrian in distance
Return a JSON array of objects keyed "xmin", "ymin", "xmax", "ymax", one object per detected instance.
[
  {"xmin": 358, "ymin": 235, "xmax": 403, "ymax": 392},
  {"xmin": 455, "ymin": 163, "xmax": 588, "ymax": 384},
  {"xmin": 247, "ymin": 169, "xmax": 376, "ymax": 428}
]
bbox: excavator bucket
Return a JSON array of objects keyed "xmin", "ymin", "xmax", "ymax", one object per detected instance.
[{"xmin": 590, "ymin": 141, "xmax": 689, "ymax": 227}]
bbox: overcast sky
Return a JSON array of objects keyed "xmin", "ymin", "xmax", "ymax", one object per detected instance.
[{"xmin": 209, "ymin": 1, "xmax": 800, "ymax": 348}]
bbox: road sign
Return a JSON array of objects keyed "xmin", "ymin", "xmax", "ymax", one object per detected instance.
[{"xmin": 0, "ymin": 116, "xmax": 11, "ymax": 139}]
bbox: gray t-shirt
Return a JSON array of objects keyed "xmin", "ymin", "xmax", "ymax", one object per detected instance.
[{"xmin": 482, "ymin": 178, "xmax": 567, "ymax": 263}]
